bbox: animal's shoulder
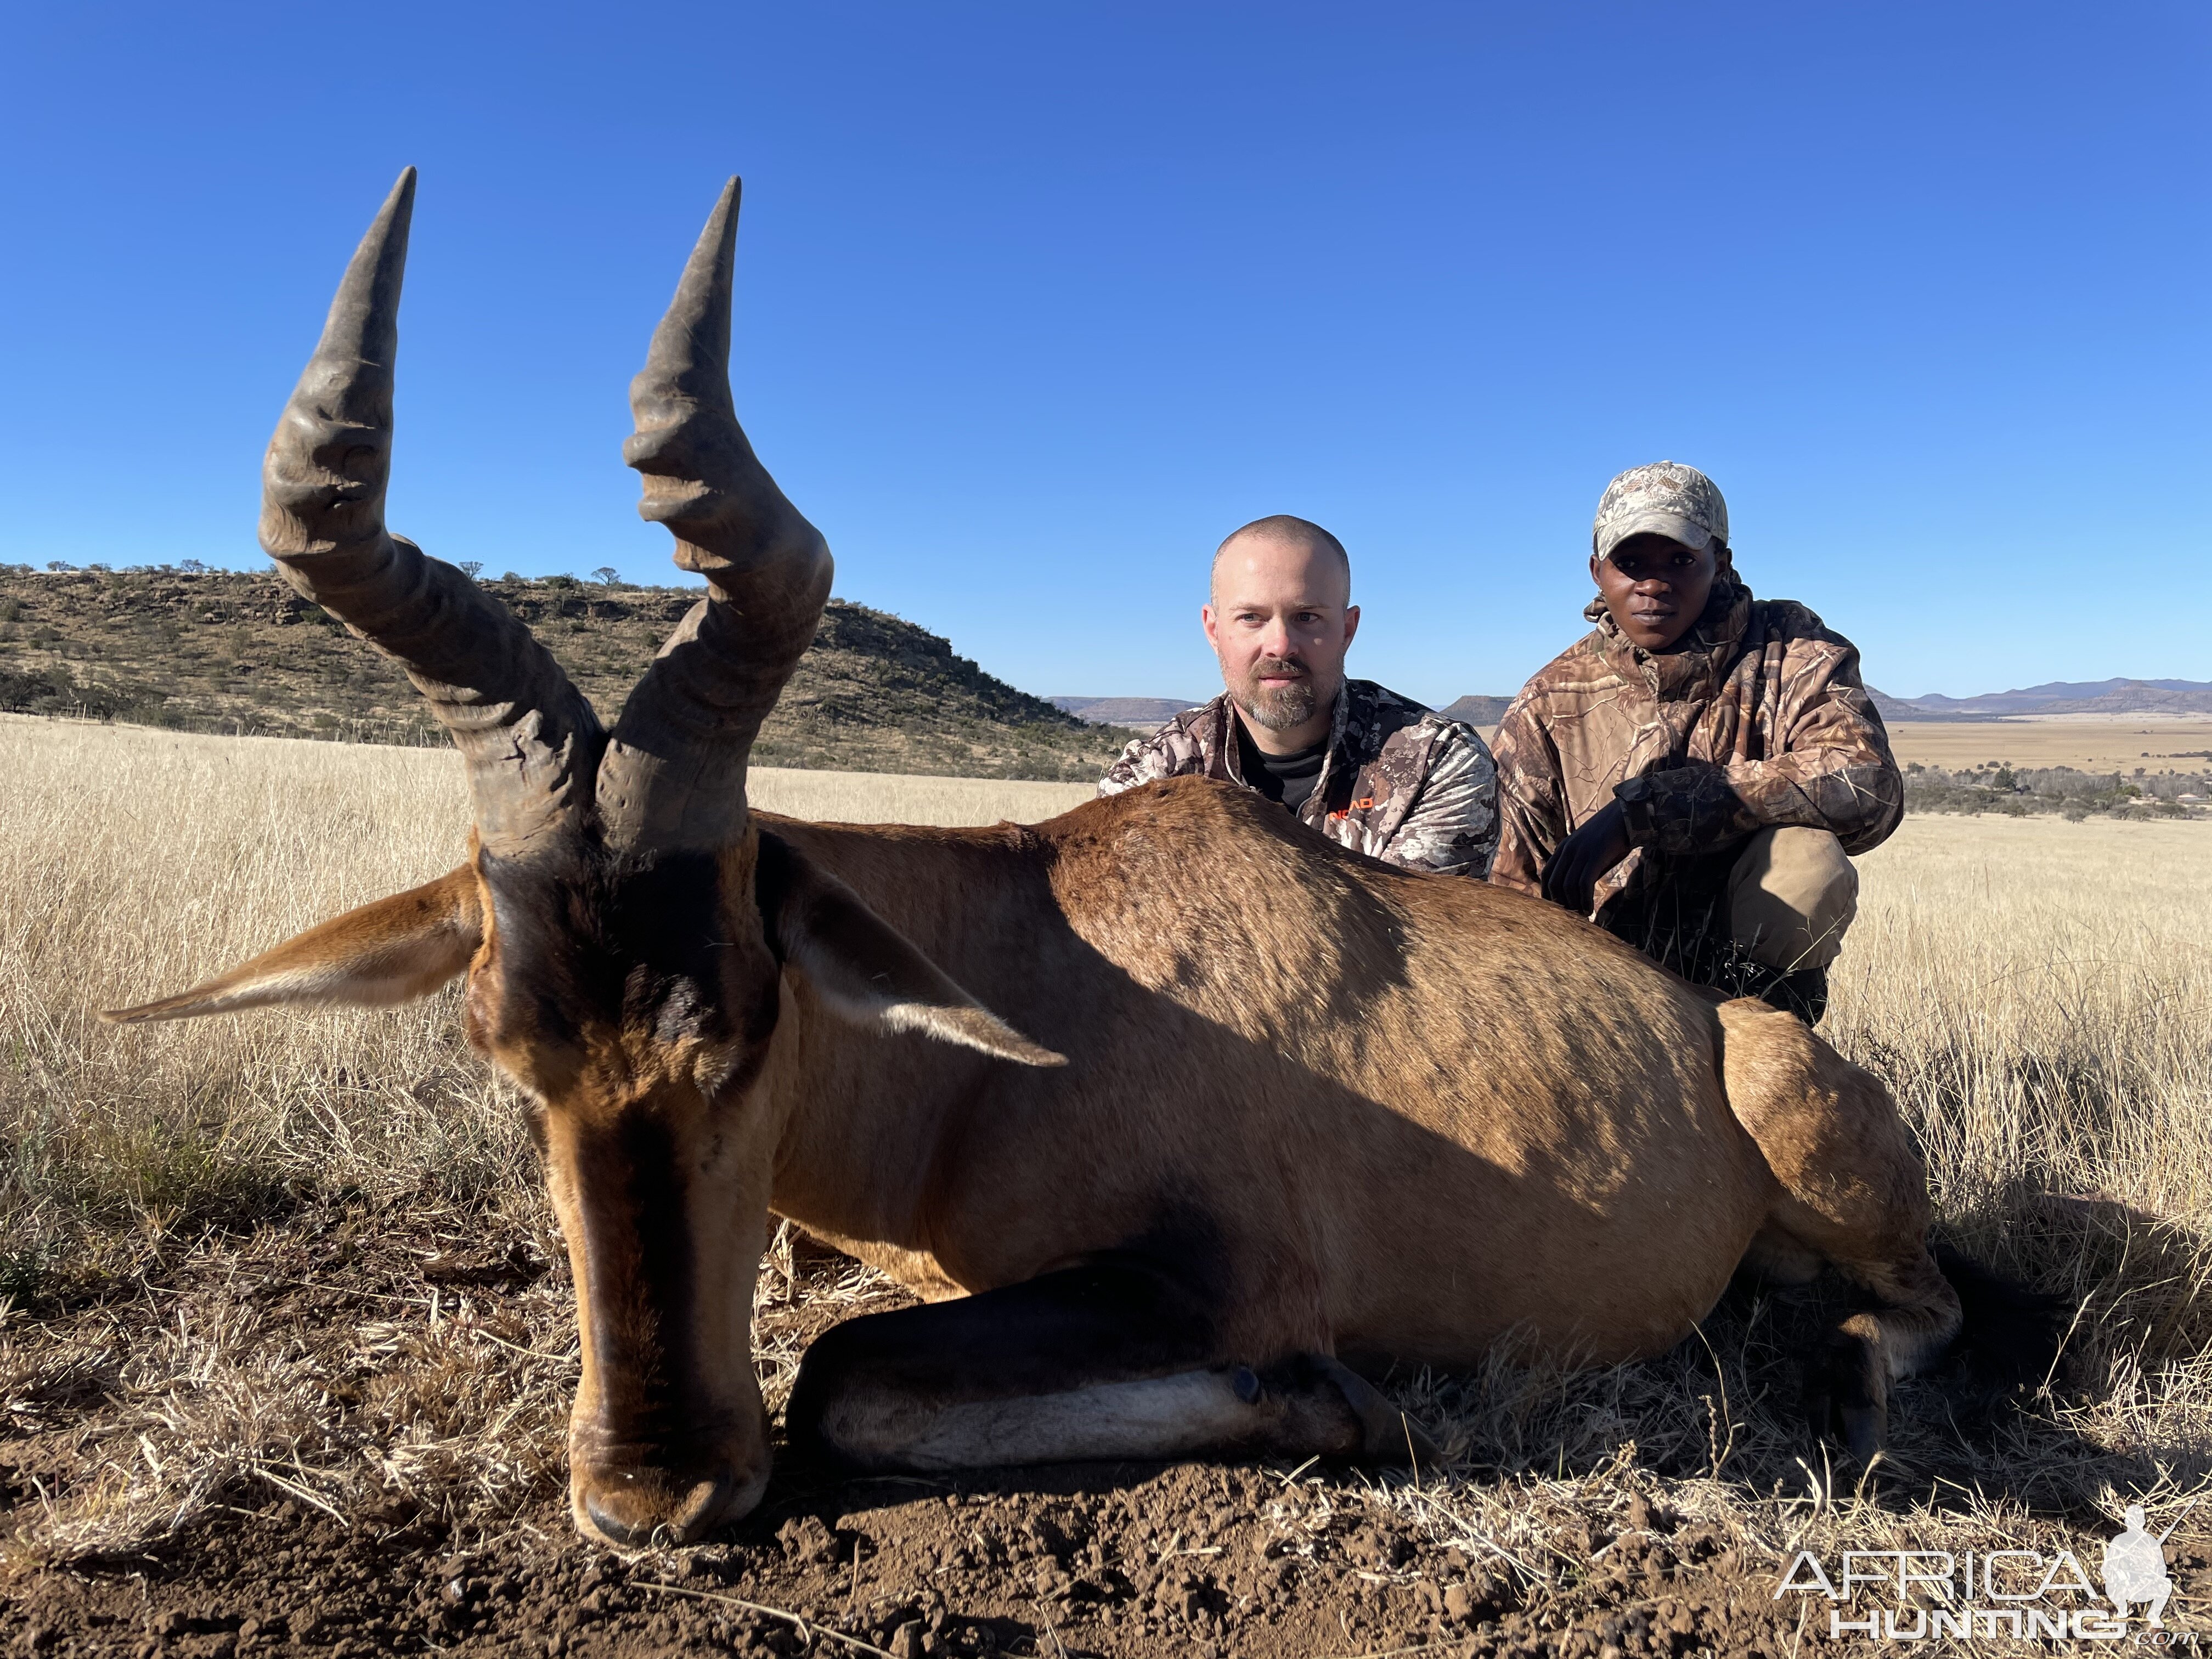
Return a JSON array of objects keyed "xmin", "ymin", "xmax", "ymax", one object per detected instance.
[
  {"xmin": 1040, "ymin": 777, "xmax": 1529, "ymax": 935},
  {"xmin": 1043, "ymin": 773, "xmax": 1334, "ymax": 865}
]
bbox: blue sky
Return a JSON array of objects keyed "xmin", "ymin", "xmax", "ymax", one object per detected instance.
[{"xmin": 1, "ymin": 3, "xmax": 2203, "ymax": 707}]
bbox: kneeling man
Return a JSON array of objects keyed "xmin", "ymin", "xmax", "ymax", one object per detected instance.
[
  {"xmin": 1101, "ymin": 515, "xmax": 1497, "ymax": 877},
  {"xmin": 1488, "ymin": 463, "xmax": 1901, "ymax": 1022}
]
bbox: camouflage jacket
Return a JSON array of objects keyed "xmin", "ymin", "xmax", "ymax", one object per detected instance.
[
  {"xmin": 1487, "ymin": 578, "xmax": 1902, "ymax": 962},
  {"xmin": 1098, "ymin": 679, "xmax": 1499, "ymax": 877}
]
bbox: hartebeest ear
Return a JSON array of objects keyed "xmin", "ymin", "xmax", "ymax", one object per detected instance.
[
  {"xmin": 101, "ymin": 866, "xmax": 482, "ymax": 1024},
  {"xmin": 757, "ymin": 834, "xmax": 1065, "ymax": 1068}
]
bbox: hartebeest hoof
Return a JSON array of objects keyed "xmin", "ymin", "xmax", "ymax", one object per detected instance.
[
  {"xmin": 1306, "ymin": 1356, "xmax": 1443, "ymax": 1467},
  {"xmin": 1802, "ymin": 1331, "xmax": 1887, "ymax": 1463}
]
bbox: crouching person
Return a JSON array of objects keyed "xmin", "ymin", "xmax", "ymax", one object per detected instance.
[{"xmin": 1488, "ymin": 462, "xmax": 1901, "ymax": 1023}]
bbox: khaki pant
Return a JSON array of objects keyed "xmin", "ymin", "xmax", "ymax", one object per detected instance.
[{"xmin": 1725, "ymin": 827, "xmax": 1860, "ymax": 973}]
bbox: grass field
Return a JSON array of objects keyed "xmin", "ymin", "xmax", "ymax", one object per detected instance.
[
  {"xmin": 1882, "ymin": 716, "xmax": 2212, "ymax": 776},
  {"xmin": 1462, "ymin": 716, "xmax": 2212, "ymax": 779},
  {"xmin": 3, "ymin": 713, "xmax": 2209, "ymax": 1646}
]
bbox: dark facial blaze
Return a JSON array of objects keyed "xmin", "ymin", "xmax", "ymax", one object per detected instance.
[{"xmin": 466, "ymin": 837, "xmax": 785, "ymax": 1544}]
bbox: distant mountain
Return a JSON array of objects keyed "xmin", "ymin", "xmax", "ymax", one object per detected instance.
[
  {"xmin": 1051, "ymin": 696, "xmax": 1201, "ymax": 729},
  {"xmin": 1866, "ymin": 686, "xmax": 1938, "ymax": 720},
  {"xmin": 1057, "ymin": 692, "xmax": 1519, "ymax": 731},
  {"xmin": 1438, "ymin": 694, "xmax": 1514, "ymax": 725},
  {"xmin": 1063, "ymin": 691, "xmax": 1517, "ymax": 730},
  {"xmin": 1870, "ymin": 679, "xmax": 2212, "ymax": 720}
]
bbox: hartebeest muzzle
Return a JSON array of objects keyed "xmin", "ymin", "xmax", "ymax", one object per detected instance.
[{"xmin": 548, "ymin": 1081, "xmax": 773, "ymax": 1545}]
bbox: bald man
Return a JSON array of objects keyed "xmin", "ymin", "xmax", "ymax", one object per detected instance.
[{"xmin": 1099, "ymin": 515, "xmax": 1498, "ymax": 877}]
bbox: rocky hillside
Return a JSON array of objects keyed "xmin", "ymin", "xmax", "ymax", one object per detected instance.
[{"xmin": 0, "ymin": 567, "xmax": 1127, "ymax": 781}]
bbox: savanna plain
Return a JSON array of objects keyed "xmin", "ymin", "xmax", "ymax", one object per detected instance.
[{"xmin": 3, "ymin": 714, "xmax": 2209, "ymax": 1656}]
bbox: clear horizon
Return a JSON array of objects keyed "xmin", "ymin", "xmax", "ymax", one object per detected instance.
[{"xmin": 3, "ymin": 3, "xmax": 2203, "ymax": 709}]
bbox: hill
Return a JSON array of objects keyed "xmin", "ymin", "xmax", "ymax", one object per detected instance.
[
  {"xmin": 1871, "ymin": 678, "xmax": 2212, "ymax": 720},
  {"xmin": 1438, "ymin": 693, "xmax": 1514, "ymax": 725},
  {"xmin": 1050, "ymin": 695, "xmax": 1200, "ymax": 729},
  {"xmin": 1056, "ymin": 691, "xmax": 1520, "ymax": 730},
  {"xmin": 0, "ymin": 566, "xmax": 1127, "ymax": 781}
]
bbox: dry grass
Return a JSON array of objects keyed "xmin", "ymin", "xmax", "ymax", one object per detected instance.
[
  {"xmin": 1463, "ymin": 718, "xmax": 2212, "ymax": 776},
  {"xmin": 750, "ymin": 766, "xmax": 1094, "ymax": 827},
  {"xmin": 0, "ymin": 716, "xmax": 1086, "ymax": 1292},
  {"xmin": 1882, "ymin": 717, "xmax": 2212, "ymax": 775},
  {"xmin": 4, "ymin": 715, "xmax": 2211, "ymax": 1607}
]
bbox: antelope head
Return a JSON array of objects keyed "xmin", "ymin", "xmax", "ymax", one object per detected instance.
[{"xmin": 104, "ymin": 171, "xmax": 1060, "ymax": 1547}]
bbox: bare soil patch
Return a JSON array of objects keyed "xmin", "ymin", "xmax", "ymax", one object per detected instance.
[{"xmin": 0, "ymin": 1468, "xmax": 1812, "ymax": 1659}]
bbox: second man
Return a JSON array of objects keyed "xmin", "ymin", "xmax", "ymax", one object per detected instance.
[{"xmin": 1101, "ymin": 515, "xmax": 1498, "ymax": 877}]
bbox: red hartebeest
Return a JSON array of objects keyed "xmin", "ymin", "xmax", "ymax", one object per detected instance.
[{"xmin": 109, "ymin": 172, "xmax": 2002, "ymax": 1549}]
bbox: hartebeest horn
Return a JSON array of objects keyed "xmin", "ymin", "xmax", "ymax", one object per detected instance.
[
  {"xmin": 259, "ymin": 167, "xmax": 604, "ymax": 856},
  {"xmin": 595, "ymin": 178, "xmax": 833, "ymax": 851}
]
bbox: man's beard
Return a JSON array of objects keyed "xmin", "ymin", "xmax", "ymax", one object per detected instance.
[{"xmin": 1233, "ymin": 657, "xmax": 1319, "ymax": 732}]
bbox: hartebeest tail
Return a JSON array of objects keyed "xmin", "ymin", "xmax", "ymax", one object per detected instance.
[{"xmin": 107, "ymin": 172, "xmax": 2015, "ymax": 1550}]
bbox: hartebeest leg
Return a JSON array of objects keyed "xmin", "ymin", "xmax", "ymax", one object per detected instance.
[
  {"xmin": 785, "ymin": 1257, "xmax": 1431, "ymax": 1472},
  {"xmin": 1716, "ymin": 998, "xmax": 1963, "ymax": 1460}
]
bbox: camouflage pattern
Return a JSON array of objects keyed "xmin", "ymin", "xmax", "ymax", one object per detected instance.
[
  {"xmin": 1099, "ymin": 679, "xmax": 1498, "ymax": 877},
  {"xmin": 1592, "ymin": 460, "xmax": 1730, "ymax": 561},
  {"xmin": 1487, "ymin": 575, "xmax": 1902, "ymax": 980}
]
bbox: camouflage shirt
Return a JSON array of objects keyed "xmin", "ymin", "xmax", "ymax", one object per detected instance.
[
  {"xmin": 1487, "ymin": 577, "xmax": 1902, "ymax": 969},
  {"xmin": 1098, "ymin": 679, "xmax": 1499, "ymax": 877}
]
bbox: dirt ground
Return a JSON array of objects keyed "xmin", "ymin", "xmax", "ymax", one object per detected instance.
[
  {"xmin": 0, "ymin": 1476, "xmax": 1808, "ymax": 1659},
  {"xmin": 5, "ymin": 1199, "xmax": 2205, "ymax": 1659},
  {"xmin": 0, "ymin": 1447, "xmax": 1798, "ymax": 1659}
]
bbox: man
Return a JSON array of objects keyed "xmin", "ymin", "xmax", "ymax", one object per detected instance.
[
  {"xmin": 1487, "ymin": 462, "xmax": 1901, "ymax": 1022},
  {"xmin": 1101, "ymin": 515, "xmax": 1497, "ymax": 877}
]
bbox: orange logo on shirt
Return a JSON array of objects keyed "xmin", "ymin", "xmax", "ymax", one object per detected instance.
[{"xmin": 1330, "ymin": 797, "xmax": 1377, "ymax": 819}]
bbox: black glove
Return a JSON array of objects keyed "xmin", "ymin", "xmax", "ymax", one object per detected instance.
[{"xmin": 1540, "ymin": 800, "xmax": 1634, "ymax": 917}]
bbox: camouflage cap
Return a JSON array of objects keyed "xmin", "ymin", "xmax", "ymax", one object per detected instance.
[{"xmin": 1592, "ymin": 461, "xmax": 1729, "ymax": 562}]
